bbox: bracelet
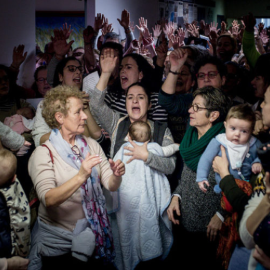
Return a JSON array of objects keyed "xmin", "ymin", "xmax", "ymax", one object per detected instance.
[
  {"xmin": 125, "ymin": 27, "xmax": 131, "ymax": 34},
  {"xmin": 169, "ymin": 69, "xmax": 180, "ymax": 75}
]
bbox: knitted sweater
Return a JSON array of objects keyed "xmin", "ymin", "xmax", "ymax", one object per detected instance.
[
  {"xmin": 173, "ymin": 163, "xmax": 223, "ymax": 232},
  {"xmin": 0, "ymin": 121, "xmax": 24, "ymax": 150}
]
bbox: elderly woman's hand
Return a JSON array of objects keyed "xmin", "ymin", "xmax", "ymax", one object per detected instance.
[
  {"xmin": 207, "ymin": 213, "xmax": 222, "ymax": 241},
  {"xmin": 79, "ymin": 153, "xmax": 102, "ymax": 180},
  {"xmin": 167, "ymin": 196, "xmax": 181, "ymax": 225},
  {"xmin": 212, "ymin": 146, "xmax": 230, "ymax": 179},
  {"xmin": 109, "ymin": 159, "xmax": 125, "ymax": 177},
  {"xmin": 124, "ymin": 137, "xmax": 149, "ymax": 164}
]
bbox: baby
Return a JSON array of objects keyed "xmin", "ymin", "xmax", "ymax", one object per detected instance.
[
  {"xmin": 196, "ymin": 104, "xmax": 262, "ymax": 193},
  {"xmin": 0, "ymin": 149, "xmax": 31, "ymax": 257},
  {"xmin": 128, "ymin": 121, "xmax": 179, "ymax": 157}
]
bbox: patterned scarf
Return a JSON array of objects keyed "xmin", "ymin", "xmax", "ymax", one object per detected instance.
[
  {"xmin": 49, "ymin": 129, "xmax": 115, "ymax": 263},
  {"xmin": 180, "ymin": 122, "xmax": 225, "ymax": 172}
]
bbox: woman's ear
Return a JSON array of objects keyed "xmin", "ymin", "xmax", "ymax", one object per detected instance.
[
  {"xmin": 224, "ymin": 121, "xmax": 227, "ymax": 129},
  {"xmin": 139, "ymin": 71, "xmax": 143, "ymax": 81},
  {"xmin": 59, "ymin": 74, "xmax": 63, "ymax": 83},
  {"xmin": 55, "ymin": 112, "xmax": 64, "ymax": 126},
  {"xmin": 209, "ymin": 111, "xmax": 220, "ymax": 123}
]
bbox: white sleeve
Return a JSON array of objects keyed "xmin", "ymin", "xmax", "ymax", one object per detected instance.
[
  {"xmin": 161, "ymin": 143, "xmax": 179, "ymax": 157},
  {"xmin": 31, "ymin": 101, "xmax": 51, "ymax": 147}
]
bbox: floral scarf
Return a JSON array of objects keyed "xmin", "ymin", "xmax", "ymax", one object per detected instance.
[{"xmin": 49, "ymin": 129, "xmax": 115, "ymax": 263}]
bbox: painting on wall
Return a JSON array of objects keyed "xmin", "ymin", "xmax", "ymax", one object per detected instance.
[{"xmin": 36, "ymin": 11, "xmax": 85, "ymax": 53}]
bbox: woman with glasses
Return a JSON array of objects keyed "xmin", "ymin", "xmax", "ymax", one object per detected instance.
[
  {"xmin": 32, "ymin": 57, "xmax": 102, "ymax": 148},
  {"xmin": 32, "ymin": 66, "xmax": 52, "ymax": 98},
  {"xmin": 28, "ymin": 85, "xmax": 125, "ymax": 270},
  {"xmin": 166, "ymin": 82, "xmax": 231, "ymax": 269}
]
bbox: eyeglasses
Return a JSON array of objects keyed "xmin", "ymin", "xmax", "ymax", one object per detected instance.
[
  {"xmin": 0, "ymin": 75, "xmax": 9, "ymax": 83},
  {"xmin": 66, "ymin": 65, "xmax": 84, "ymax": 73},
  {"xmin": 189, "ymin": 103, "xmax": 211, "ymax": 112},
  {"xmin": 37, "ymin": 77, "xmax": 48, "ymax": 83},
  {"xmin": 196, "ymin": 71, "xmax": 218, "ymax": 80},
  {"xmin": 73, "ymin": 52, "xmax": 84, "ymax": 57}
]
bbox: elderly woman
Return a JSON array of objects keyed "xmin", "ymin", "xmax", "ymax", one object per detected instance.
[
  {"xmin": 89, "ymin": 49, "xmax": 175, "ymax": 269},
  {"xmin": 167, "ymin": 85, "xmax": 230, "ymax": 269},
  {"xmin": 28, "ymin": 85, "xmax": 125, "ymax": 270}
]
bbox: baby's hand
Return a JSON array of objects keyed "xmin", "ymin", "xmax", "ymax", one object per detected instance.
[
  {"xmin": 252, "ymin": 162, "xmax": 262, "ymax": 174},
  {"xmin": 198, "ymin": 180, "xmax": 209, "ymax": 193},
  {"xmin": 16, "ymin": 108, "xmax": 35, "ymax": 119}
]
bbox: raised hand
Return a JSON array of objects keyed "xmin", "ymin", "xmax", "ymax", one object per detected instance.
[
  {"xmin": 155, "ymin": 38, "xmax": 168, "ymax": 66},
  {"xmin": 61, "ymin": 22, "xmax": 73, "ymax": 39},
  {"xmin": 260, "ymin": 29, "xmax": 269, "ymax": 45},
  {"xmin": 243, "ymin": 13, "xmax": 256, "ymax": 32},
  {"xmin": 101, "ymin": 22, "xmax": 113, "ymax": 37},
  {"xmin": 187, "ymin": 24, "xmax": 200, "ymax": 38},
  {"xmin": 258, "ymin": 22, "xmax": 265, "ymax": 33},
  {"xmin": 221, "ymin": 21, "xmax": 227, "ymax": 34},
  {"xmin": 11, "ymin": 45, "xmax": 28, "ymax": 69},
  {"xmin": 129, "ymin": 21, "xmax": 135, "ymax": 32},
  {"xmin": 83, "ymin": 26, "xmax": 95, "ymax": 44},
  {"xmin": 169, "ymin": 48, "xmax": 188, "ymax": 72},
  {"xmin": 163, "ymin": 21, "xmax": 174, "ymax": 38},
  {"xmin": 204, "ymin": 23, "xmax": 211, "ymax": 36},
  {"xmin": 94, "ymin": 13, "xmax": 105, "ymax": 33},
  {"xmin": 170, "ymin": 34, "xmax": 183, "ymax": 49},
  {"xmin": 109, "ymin": 159, "xmax": 125, "ymax": 177},
  {"xmin": 51, "ymin": 29, "xmax": 74, "ymax": 59},
  {"xmin": 207, "ymin": 40, "xmax": 214, "ymax": 55},
  {"xmin": 200, "ymin": 20, "xmax": 206, "ymax": 33},
  {"xmin": 100, "ymin": 48, "xmax": 118, "ymax": 74},
  {"xmin": 117, "ymin": 9, "xmax": 130, "ymax": 30},
  {"xmin": 152, "ymin": 24, "xmax": 162, "ymax": 39},
  {"xmin": 210, "ymin": 21, "xmax": 220, "ymax": 34},
  {"xmin": 177, "ymin": 28, "xmax": 186, "ymax": 44}
]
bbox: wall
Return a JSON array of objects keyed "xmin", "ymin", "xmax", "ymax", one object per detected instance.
[
  {"xmin": 0, "ymin": 0, "xmax": 36, "ymax": 88},
  {"xmin": 36, "ymin": 0, "xmax": 84, "ymax": 11},
  {"xmin": 95, "ymin": 0, "xmax": 159, "ymax": 40},
  {"xmin": 225, "ymin": 0, "xmax": 270, "ymax": 19}
]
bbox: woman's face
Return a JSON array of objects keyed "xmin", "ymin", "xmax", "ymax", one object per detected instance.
[
  {"xmin": 126, "ymin": 85, "xmax": 150, "ymax": 123},
  {"xmin": 120, "ymin": 57, "xmax": 143, "ymax": 91},
  {"xmin": 188, "ymin": 95, "xmax": 211, "ymax": 129},
  {"xmin": 197, "ymin": 64, "xmax": 225, "ymax": 89},
  {"xmin": 59, "ymin": 60, "xmax": 83, "ymax": 89},
  {"xmin": 60, "ymin": 97, "xmax": 87, "ymax": 135},
  {"xmin": 0, "ymin": 69, "xmax": 9, "ymax": 98},
  {"xmin": 36, "ymin": 69, "xmax": 51, "ymax": 97},
  {"xmin": 216, "ymin": 36, "xmax": 234, "ymax": 62},
  {"xmin": 261, "ymin": 86, "xmax": 270, "ymax": 127},
  {"xmin": 175, "ymin": 65, "xmax": 195, "ymax": 94},
  {"xmin": 251, "ymin": 76, "xmax": 268, "ymax": 98}
]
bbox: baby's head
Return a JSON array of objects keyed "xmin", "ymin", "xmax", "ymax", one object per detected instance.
[
  {"xmin": 0, "ymin": 149, "xmax": 17, "ymax": 188},
  {"xmin": 16, "ymin": 108, "xmax": 35, "ymax": 119},
  {"xmin": 224, "ymin": 104, "xmax": 256, "ymax": 145},
  {"xmin": 128, "ymin": 121, "xmax": 151, "ymax": 142}
]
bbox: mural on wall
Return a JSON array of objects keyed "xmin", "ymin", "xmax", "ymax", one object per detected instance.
[
  {"xmin": 158, "ymin": 1, "xmax": 197, "ymax": 27},
  {"xmin": 36, "ymin": 12, "xmax": 85, "ymax": 53}
]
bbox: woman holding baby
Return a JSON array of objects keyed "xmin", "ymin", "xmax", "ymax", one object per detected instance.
[{"xmin": 90, "ymin": 49, "xmax": 176, "ymax": 269}]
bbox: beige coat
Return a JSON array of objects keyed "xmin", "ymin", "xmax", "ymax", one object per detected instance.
[{"xmin": 28, "ymin": 137, "xmax": 113, "ymax": 232}]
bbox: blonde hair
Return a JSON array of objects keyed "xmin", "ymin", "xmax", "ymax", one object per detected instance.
[
  {"xmin": 225, "ymin": 104, "xmax": 256, "ymax": 130},
  {"xmin": 128, "ymin": 121, "xmax": 151, "ymax": 142},
  {"xmin": 42, "ymin": 85, "xmax": 84, "ymax": 129},
  {"xmin": 0, "ymin": 149, "xmax": 17, "ymax": 186}
]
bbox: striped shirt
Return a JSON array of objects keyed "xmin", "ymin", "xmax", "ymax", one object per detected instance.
[{"xmin": 104, "ymin": 91, "xmax": 168, "ymax": 122}]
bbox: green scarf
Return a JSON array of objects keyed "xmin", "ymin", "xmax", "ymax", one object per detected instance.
[{"xmin": 179, "ymin": 122, "xmax": 225, "ymax": 172}]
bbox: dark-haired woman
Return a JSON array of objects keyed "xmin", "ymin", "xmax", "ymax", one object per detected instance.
[
  {"xmin": 32, "ymin": 57, "xmax": 102, "ymax": 147},
  {"xmin": 90, "ymin": 49, "xmax": 175, "ymax": 269}
]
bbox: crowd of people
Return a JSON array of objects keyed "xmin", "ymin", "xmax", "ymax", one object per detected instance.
[{"xmin": 0, "ymin": 8, "xmax": 270, "ymax": 270}]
